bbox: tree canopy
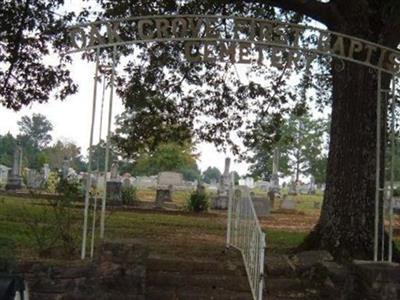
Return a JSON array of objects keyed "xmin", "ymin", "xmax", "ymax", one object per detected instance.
[
  {"xmin": 0, "ymin": 1, "xmax": 77, "ymax": 110},
  {"xmin": 202, "ymin": 167, "xmax": 222, "ymax": 184},
  {"xmin": 133, "ymin": 142, "xmax": 199, "ymax": 181},
  {"xmin": 17, "ymin": 113, "xmax": 53, "ymax": 149},
  {"xmin": 248, "ymin": 112, "xmax": 329, "ymax": 183}
]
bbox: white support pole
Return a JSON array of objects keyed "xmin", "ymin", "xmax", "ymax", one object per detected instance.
[
  {"xmin": 90, "ymin": 73, "xmax": 107, "ymax": 259},
  {"xmin": 226, "ymin": 173, "xmax": 234, "ymax": 248},
  {"xmin": 81, "ymin": 48, "xmax": 100, "ymax": 260},
  {"xmin": 382, "ymin": 182, "xmax": 386, "ymax": 261},
  {"xmin": 100, "ymin": 46, "xmax": 117, "ymax": 239},
  {"xmin": 90, "ymin": 196, "xmax": 97, "ymax": 259},
  {"xmin": 258, "ymin": 232, "xmax": 266, "ymax": 300},
  {"xmin": 374, "ymin": 70, "xmax": 382, "ymax": 262},
  {"xmin": 389, "ymin": 75, "xmax": 396, "ymax": 262},
  {"xmin": 99, "ymin": 73, "xmax": 107, "ymax": 143}
]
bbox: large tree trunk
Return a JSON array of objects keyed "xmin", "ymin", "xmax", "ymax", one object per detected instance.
[{"xmin": 299, "ymin": 11, "xmax": 400, "ymax": 261}]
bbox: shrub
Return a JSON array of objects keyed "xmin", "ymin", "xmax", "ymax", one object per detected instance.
[
  {"xmin": 121, "ymin": 185, "xmax": 137, "ymax": 205},
  {"xmin": 20, "ymin": 203, "xmax": 59, "ymax": 257},
  {"xmin": 21, "ymin": 179, "xmax": 82, "ymax": 257},
  {"xmin": 187, "ymin": 190, "xmax": 209, "ymax": 212},
  {"xmin": 56, "ymin": 177, "xmax": 83, "ymax": 200}
]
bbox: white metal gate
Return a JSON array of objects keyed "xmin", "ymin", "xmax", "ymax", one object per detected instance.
[{"xmin": 227, "ymin": 185, "xmax": 266, "ymax": 300}]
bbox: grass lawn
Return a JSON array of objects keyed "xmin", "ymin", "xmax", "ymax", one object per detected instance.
[{"xmin": 1, "ymin": 193, "xmax": 399, "ymax": 263}]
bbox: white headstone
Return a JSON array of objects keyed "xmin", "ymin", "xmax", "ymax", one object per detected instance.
[
  {"xmin": 281, "ymin": 196, "xmax": 296, "ymax": 210},
  {"xmin": 157, "ymin": 172, "xmax": 183, "ymax": 187},
  {"xmin": 252, "ymin": 196, "xmax": 270, "ymax": 217}
]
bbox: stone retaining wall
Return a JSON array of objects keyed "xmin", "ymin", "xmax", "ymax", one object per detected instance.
[{"xmin": 17, "ymin": 240, "xmax": 147, "ymax": 300}]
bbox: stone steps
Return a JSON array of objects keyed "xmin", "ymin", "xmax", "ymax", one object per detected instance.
[
  {"xmin": 265, "ymin": 278, "xmax": 319, "ymax": 300},
  {"xmin": 146, "ymin": 286, "xmax": 253, "ymax": 300},
  {"xmin": 146, "ymin": 256, "xmax": 246, "ymax": 276},
  {"xmin": 147, "ymin": 271, "xmax": 250, "ymax": 291},
  {"xmin": 145, "ymin": 252, "xmax": 253, "ymax": 299}
]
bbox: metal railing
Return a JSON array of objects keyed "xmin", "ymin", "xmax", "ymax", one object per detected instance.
[{"xmin": 227, "ymin": 184, "xmax": 266, "ymax": 300}]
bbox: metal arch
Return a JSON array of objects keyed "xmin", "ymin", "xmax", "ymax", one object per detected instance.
[
  {"xmin": 64, "ymin": 14, "xmax": 400, "ymax": 75},
  {"xmin": 67, "ymin": 14, "xmax": 400, "ymax": 58}
]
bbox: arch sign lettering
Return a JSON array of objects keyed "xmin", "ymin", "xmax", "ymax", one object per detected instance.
[{"xmin": 67, "ymin": 15, "xmax": 400, "ymax": 74}]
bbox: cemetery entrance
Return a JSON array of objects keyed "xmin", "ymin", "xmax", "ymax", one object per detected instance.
[{"xmin": 65, "ymin": 14, "xmax": 400, "ymax": 300}]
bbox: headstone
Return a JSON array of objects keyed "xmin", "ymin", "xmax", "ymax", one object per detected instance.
[
  {"xmin": 288, "ymin": 175, "xmax": 297, "ymax": 195},
  {"xmin": 157, "ymin": 171, "xmax": 183, "ymax": 188},
  {"xmin": 298, "ymin": 184, "xmax": 309, "ymax": 194},
  {"xmin": 255, "ymin": 180, "xmax": 270, "ymax": 192},
  {"xmin": 106, "ymin": 161, "xmax": 122, "ymax": 205},
  {"xmin": 252, "ymin": 196, "xmax": 271, "ymax": 217},
  {"xmin": 281, "ymin": 195, "xmax": 296, "ymax": 210},
  {"xmin": 27, "ymin": 169, "xmax": 43, "ymax": 189},
  {"xmin": 110, "ymin": 161, "xmax": 119, "ymax": 179},
  {"xmin": 96, "ymin": 174, "xmax": 105, "ymax": 190},
  {"xmin": 390, "ymin": 197, "xmax": 400, "ymax": 214},
  {"xmin": 270, "ymin": 148, "xmax": 280, "ymax": 192},
  {"xmin": 268, "ymin": 189, "xmax": 276, "ymax": 209},
  {"xmin": 106, "ymin": 181, "xmax": 122, "ymax": 204},
  {"xmin": 42, "ymin": 163, "xmax": 50, "ymax": 182},
  {"xmin": 0, "ymin": 165, "xmax": 10, "ymax": 184},
  {"xmin": 62, "ymin": 157, "xmax": 69, "ymax": 179},
  {"xmin": 155, "ymin": 189, "xmax": 172, "ymax": 208},
  {"xmin": 211, "ymin": 195, "xmax": 229, "ymax": 209},
  {"xmin": 211, "ymin": 158, "xmax": 231, "ymax": 209},
  {"xmin": 218, "ymin": 158, "xmax": 231, "ymax": 196},
  {"xmin": 239, "ymin": 177, "xmax": 255, "ymax": 187},
  {"xmin": 122, "ymin": 177, "xmax": 132, "ymax": 188},
  {"xmin": 5, "ymin": 145, "xmax": 23, "ymax": 190},
  {"xmin": 156, "ymin": 172, "xmax": 182, "ymax": 205},
  {"xmin": 308, "ymin": 176, "xmax": 316, "ymax": 194},
  {"xmin": 197, "ymin": 183, "xmax": 206, "ymax": 194}
]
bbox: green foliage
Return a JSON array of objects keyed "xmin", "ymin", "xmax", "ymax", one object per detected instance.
[
  {"xmin": 17, "ymin": 114, "xmax": 53, "ymax": 149},
  {"xmin": 114, "ymin": 95, "xmax": 193, "ymax": 160},
  {"xmin": 0, "ymin": 2, "xmax": 77, "ymax": 110},
  {"xmin": 89, "ymin": 140, "xmax": 118, "ymax": 172},
  {"xmin": 248, "ymin": 112, "xmax": 328, "ymax": 183},
  {"xmin": 0, "ymin": 133, "xmax": 15, "ymax": 167},
  {"xmin": 121, "ymin": 185, "xmax": 137, "ymax": 205},
  {"xmin": 19, "ymin": 201, "xmax": 60, "ymax": 257},
  {"xmin": 393, "ymin": 188, "xmax": 400, "ymax": 197},
  {"xmin": 45, "ymin": 140, "xmax": 87, "ymax": 172},
  {"xmin": 202, "ymin": 167, "xmax": 221, "ymax": 184},
  {"xmin": 0, "ymin": 115, "xmax": 54, "ymax": 170},
  {"xmin": 187, "ymin": 189, "xmax": 209, "ymax": 212},
  {"xmin": 180, "ymin": 166, "xmax": 201, "ymax": 181},
  {"xmin": 56, "ymin": 177, "xmax": 83, "ymax": 200},
  {"xmin": 134, "ymin": 142, "xmax": 199, "ymax": 177},
  {"xmin": 20, "ymin": 194, "xmax": 81, "ymax": 257},
  {"xmin": 16, "ymin": 134, "xmax": 44, "ymax": 169}
]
